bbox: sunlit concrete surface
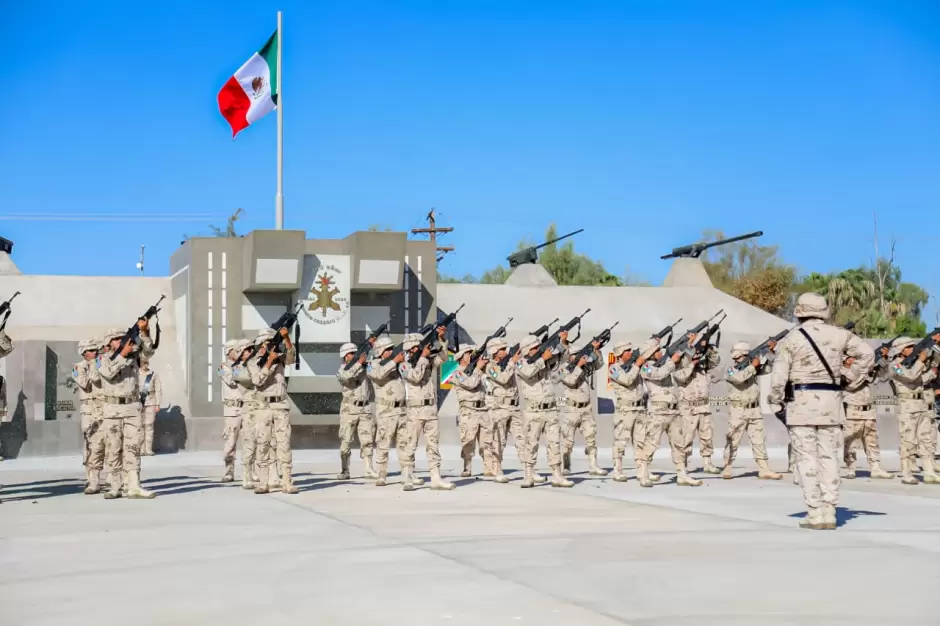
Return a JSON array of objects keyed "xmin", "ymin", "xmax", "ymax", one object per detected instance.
[{"xmin": 2, "ymin": 447, "xmax": 939, "ymax": 626}]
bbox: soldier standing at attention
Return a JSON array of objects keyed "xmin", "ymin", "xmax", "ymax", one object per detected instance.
[
  {"xmin": 73, "ymin": 339, "xmax": 106, "ymax": 493},
  {"xmin": 560, "ymin": 343, "xmax": 607, "ymax": 477},
  {"xmin": 769, "ymin": 293, "xmax": 873, "ymax": 530},
  {"xmin": 0, "ymin": 325, "xmax": 13, "ymax": 461},
  {"xmin": 97, "ymin": 324, "xmax": 156, "ymax": 499},
  {"xmin": 336, "ymin": 342, "xmax": 377, "ymax": 480},
  {"xmin": 841, "ymin": 329, "xmax": 894, "ymax": 480},
  {"xmin": 673, "ymin": 345, "xmax": 721, "ymax": 475},
  {"xmin": 640, "ymin": 339, "xmax": 699, "ymax": 487},
  {"xmin": 722, "ymin": 341, "xmax": 781, "ymax": 480},
  {"xmin": 454, "ymin": 345, "xmax": 507, "ymax": 482},
  {"xmin": 887, "ymin": 336, "xmax": 940, "ymax": 485},
  {"xmin": 608, "ymin": 341, "xmax": 656, "ymax": 483},
  {"xmin": 515, "ymin": 333, "xmax": 574, "ymax": 489},
  {"xmin": 137, "ymin": 356, "xmax": 161, "ymax": 456},
  {"xmin": 249, "ymin": 327, "xmax": 298, "ymax": 495},
  {"xmin": 367, "ymin": 336, "xmax": 416, "ymax": 488},
  {"xmin": 218, "ymin": 339, "xmax": 250, "ymax": 483},
  {"xmin": 401, "ymin": 329, "xmax": 455, "ymax": 491},
  {"xmin": 486, "ymin": 339, "xmax": 539, "ymax": 480}
]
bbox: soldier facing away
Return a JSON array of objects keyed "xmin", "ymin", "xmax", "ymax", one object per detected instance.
[
  {"xmin": 336, "ymin": 342, "xmax": 377, "ymax": 480},
  {"xmin": 887, "ymin": 336, "xmax": 940, "ymax": 485},
  {"xmin": 723, "ymin": 341, "xmax": 781, "ymax": 480},
  {"xmin": 137, "ymin": 356, "xmax": 161, "ymax": 456},
  {"xmin": 769, "ymin": 293, "xmax": 874, "ymax": 530},
  {"xmin": 73, "ymin": 338, "xmax": 106, "ymax": 493},
  {"xmin": 608, "ymin": 341, "xmax": 658, "ymax": 483},
  {"xmin": 560, "ymin": 343, "xmax": 607, "ymax": 477}
]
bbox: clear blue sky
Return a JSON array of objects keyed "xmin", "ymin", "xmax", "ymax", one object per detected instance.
[{"xmin": 2, "ymin": 1, "xmax": 939, "ymax": 319}]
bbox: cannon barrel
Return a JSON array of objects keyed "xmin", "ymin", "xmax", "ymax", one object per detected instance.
[
  {"xmin": 507, "ymin": 229, "xmax": 584, "ymax": 267},
  {"xmin": 660, "ymin": 230, "xmax": 763, "ymax": 260}
]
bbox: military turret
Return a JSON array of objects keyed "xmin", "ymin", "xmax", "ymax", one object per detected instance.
[
  {"xmin": 507, "ymin": 229, "xmax": 583, "ymax": 268},
  {"xmin": 660, "ymin": 231, "xmax": 763, "ymax": 260}
]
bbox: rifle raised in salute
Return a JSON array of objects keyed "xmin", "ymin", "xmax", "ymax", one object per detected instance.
[{"xmin": 110, "ymin": 295, "xmax": 165, "ymax": 361}]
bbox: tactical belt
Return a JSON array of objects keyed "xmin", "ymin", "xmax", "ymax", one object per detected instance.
[
  {"xmin": 407, "ymin": 399, "xmax": 435, "ymax": 408},
  {"xmin": 460, "ymin": 400, "xmax": 486, "ymax": 409},
  {"xmin": 650, "ymin": 401, "xmax": 678, "ymax": 410},
  {"xmin": 263, "ymin": 395, "xmax": 287, "ymax": 403},
  {"xmin": 528, "ymin": 401, "xmax": 556, "ymax": 411},
  {"xmin": 898, "ymin": 392, "xmax": 924, "ymax": 400},
  {"xmin": 847, "ymin": 404, "xmax": 872, "ymax": 412},
  {"xmin": 620, "ymin": 400, "xmax": 644, "ymax": 408},
  {"xmin": 731, "ymin": 401, "xmax": 759, "ymax": 409},
  {"xmin": 567, "ymin": 400, "xmax": 590, "ymax": 409},
  {"xmin": 223, "ymin": 399, "xmax": 244, "ymax": 408},
  {"xmin": 103, "ymin": 396, "xmax": 135, "ymax": 405},
  {"xmin": 498, "ymin": 398, "xmax": 520, "ymax": 407},
  {"xmin": 350, "ymin": 400, "xmax": 369, "ymax": 407},
  {"xmin": 792, "ymin": 383, "xmax": 841, "ymax": 392},
  {"xmin": 682, "ymin": 399, "xmax": 709, "ymax": 408},
  {"xmin": 378, "ymin": 400, "xmax": 405, "ymax": 408}
]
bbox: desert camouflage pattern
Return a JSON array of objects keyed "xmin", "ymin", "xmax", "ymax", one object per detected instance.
[
  {"xmin": 609, "ymin": 359, "xmax": 647, "ymax": 462},
  {"xmin": 724, "ymin": 362, "xmax": 769, "ymax": 463},
  {"xmin": 138, "ymin": 366, "xmax": 161, "ymax": 454},
  {"xmin": 841, "ymin": 354, "xmax": 883, "ymax": 468},
  {"xmin": 0, "ymin": 329, "xmax": 12, "ymax": 417},
  {"xmin": 889, "ymin": 358, "xmax": 933, "ymax": 463},
  {"xmin": 248, "ymin": 341, "xmax": 297, "ymax": 490},
  {"xmin": 515, "ymin": 344, "xmax": 568, "ymax": 469},
  {"xmin": 73, "ymin": 351, "xmax": 105, "ymax": 472},
  {"xmin": 219, "ymin": 349, "xmax": 254, "ymax": 479},
  {"xmin": 560, "ymin": 355, "xmax": 599, "ymax": 458},
  {"xmin": 674, "ymin": 349, "xmax": 720, "ymax": 460},
  {"xmin": 337, "ymin": 360, "xmax": 376, "ymax": 461},
  {"xmin": 367, "ymin": 355, "xmax": 409, "ymax": 477},
  {"xmin": 790, "ymin": 425, "xmax": 841, "ymax": 508},
  {"xmin": 454, "ymin": 358, "xmax": 495, "ymax": 470},
  {"xmin": 486, "ymin": 356, "xmax": 525, "ymax": 465},
  {"xmin": 640, "ymin": 358, "xmax": 686, "ymax": 467}
]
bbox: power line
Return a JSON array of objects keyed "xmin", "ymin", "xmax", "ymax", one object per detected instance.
[
  {"xmin": 411, "ymin": 208, "xmax": 454, "ymax": 262},
  {"xmin": 0, "ymin": 214, "xmax": 224, "ymax": 222}
]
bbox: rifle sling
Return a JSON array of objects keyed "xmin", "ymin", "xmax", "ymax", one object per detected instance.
[{"xmin": 797, "ymin": 327, "xmax": 838, "ymax": 385}]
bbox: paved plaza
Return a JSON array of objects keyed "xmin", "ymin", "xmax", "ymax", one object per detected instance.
[{"xmin": 2, "ymin": 448, "xmax": 939, "ymax": 626}]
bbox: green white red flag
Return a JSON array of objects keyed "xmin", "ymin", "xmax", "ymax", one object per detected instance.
[{"xmin": 217, "ymin": 31, "xmax": 279, "ymax": 137}]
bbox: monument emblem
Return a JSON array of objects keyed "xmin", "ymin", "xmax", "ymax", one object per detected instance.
[{"xmin": 304, "ymin": 266, "xmax": 349, "ymax": 326}]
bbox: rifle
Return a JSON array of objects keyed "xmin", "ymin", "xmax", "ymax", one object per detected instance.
[
  {"xmin": 463, "ymin": 317, "xmax": 513, "ymax": 375},
  {"xmin": 252, "ymin": 301, "xmax": 304, "ymax": 369},
  {"xmin": 566, "ymin": 322, "xmax": 619, "ymax": 372},
  {"xmin": 110, "ymin": 295, "xmax": 165, "ymax": 361},
  {"xmin": 691, "ymin": 312, "xmax": 727, "ymax": 367},
  {"xmin": 900, "ymin": 327, "xmax": 940, "ymax": 368},
  {"xmin": 497, "ymin": 318, "xmax": 559, "ymax": 368},
  {"xmin": 382, "ymin": 304, "xmax": 466, "ymax": 366},
  {"xmin": 621, "ymin": 318, "xmax": 683, "ymax": 369},
  {"xmin": 343, "ymin": 320, "xmax": 390, "ymax": 370},
  {"xmin": 526, "ymin": 309, "xmax": 591, "ymax": 363},
  {"xmin": 735, "ymin": 327, "xmax": 793, "ymax": 370},
  {"xmin": 654, "ymin": 310, "xmax": 724, "ymax": 366},
  {"xmin": 875, "ymin": 334, "xmax": 902, "ymax": 366},
  {"xmin": 0, "ymin": 291, "xmax": 20, "ymax": 332}
]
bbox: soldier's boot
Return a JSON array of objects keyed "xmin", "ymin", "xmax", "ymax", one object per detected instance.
[
  {"xmin": 83, "ymin": 469, "xmax": 101, "ymax": 495},
  {"xmin": 562, "ymin": 453, "xmax": 571, "ymax": 476},
  {"xmin": 402, "ymin": 466, "xmax": 416, "ymax": 492},
  {"xmin": 922, "ymin": 457, "xmax": 940, "ymax": 484},
  {"xmin": 83, "ymin": 466, "xmax": 91, "ymax": 488},
  {"xmin": 637, "ymin": 460, "xmax": 654, "ymax": 488},
  {"xmin": 103, "ymin": 472, "xmax": 122, "ymax": 500},
  {"xmin": 241, "ymin": 466, "xmax": 255, "ymax": 490},
  {"xmin": 756, "ymin": 459, "xmax": 782, "ymax": 480},
  {"xmin": 532, "ymin": 469, "xmax": 547, "ymax": 484},
  {"xmin": 820, "ymin": 504, "xmax": 837, "ymax": 530},
  {"xmin": 869, "ymin": 462, "xmax": 894, "ymax": 479},
  {"xmin": 221, "ymin": 461, "xmax": 235, "ymax": 483},
  {"xmin": 611, "ymin": 458, "xmax": 628, "ymax": 483},
  {"xmin": 900, "ymin": 459, "xmax": 919, "ymax": 485},
  {"xmin": 648, "ymin": 465, "xmax": 661, "ymax": 482},
  {"xmin": 722, "ymin": 462, "xmax": 734, "ymax": 480},
  {"xmin": 551, "ymin": 464, "xmax": 574, "ymax": 488},
  {"xmin": 126, "ymin": 471, "xmax": 156, "ymax": 499},
  {"xmin": 430, "ymin": 467, "xmax": 456, "ymax": 491},
  {"xmin": 493, "ymin": 460, "xmax": 510, "ymax": 484},
  {"xmin": 412, "ymin": 471, "xmax": 426, "ymax": 486},
  {"xmin": 701, "ymin": 456, "xmax": 721, "ymax": 475},
  {"xmin": 460, "ymin": 458, "xmax": 472, "ymax": 478},
  {"xmin": 588, "ymin": 451, "xmax": 608, "ymax": 477},
  {"xmin": 676, "ymin": 464, "xmax": 703, "ymax": 487},
  {"xmin": 336, "ymin": 453, "xmax": 351, "ymax": 480},
  {"xmin": 520, "ymin": 464, "xmax": 536, "ymax": 489},
  {"xmin": 281, "ymin": 471, "xmax": 299, "ymax": 495},
  {"xmin": 375, "ymin": 463, "xmax": 388, "ymax": 487},
  {"xmin": 841, "ymin": 461, "xmax": 857, "ymax": 479},
  {"xmin": 254, "ymin": 466, "xmax": 270, "ymax": 494},
  {"xmin": 482, "ymin": 456, "xmax": 494, "ymax": 478},
  {"xmin": 363, "ymin": 457, "xmax": 379, "ymax": 480},
  {"xmin": 799, "ymin": 507, "xmax": 824, "ymax": 530}
]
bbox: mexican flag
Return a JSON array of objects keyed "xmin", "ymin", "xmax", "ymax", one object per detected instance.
[
  {"xmin": 217, "ymin": 31, "xmax": 279, "ymax": 137},
  {"xmin": 439, "ymin": 352, "xmax": 458, "ymax": 389}
]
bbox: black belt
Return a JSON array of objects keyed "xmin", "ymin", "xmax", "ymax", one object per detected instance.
[
  {"xmin": 622, "ymin": 400, "xmax": 644, "ymax": 408},
  {"xmin": 792, "ymin": 383, "xmax": 841, "ymax": 392},
  {"xmin": 466, "ymin": 400, "xmax": 485, "ymax": 409},
  {"xmin": 532, "ymin": 401, "xmax": 556, "ymax": 410},
  {"xmin": 850, "ymin": 405, "xmax": 872, "ymax": 412},
  {"xmin": 503, "ymin": 399, "xmax": 519, "ymax": 407},
  {"xmin": 568, "ymin": 400, "xmax": 590, "ymax": 409},
  {"xmin": 380, "ymin": 400, "xmax": 405, "ymax": 408},
  {"xmin": 732, "ymin": 402, "xmax": 759, "ymax": 409},
  {"xmin": 351, "ymin": 400, "xmax": 368, "ymax": 407}
]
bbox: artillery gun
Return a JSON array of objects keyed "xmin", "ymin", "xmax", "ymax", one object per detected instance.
[
  {"xmin": 660, "ymin": 231, "xmax": 763, "ymax": 260},
  {"xmin": 507, "ymin": 229, "xmax": 584, "ymax": 268}
]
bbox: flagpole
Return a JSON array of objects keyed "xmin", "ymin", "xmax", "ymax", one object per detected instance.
[{"xmin": 275, "ymin": 10, "xmax": 284, "ymax": 229}]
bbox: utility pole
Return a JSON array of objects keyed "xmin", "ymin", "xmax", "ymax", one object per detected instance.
[
  {"xmin": 136, "ymin": 245, "xmax": 145, "ymax": 276},
  {"xmin": 411, "ymin": 208, "xmax": 454, "ymax": 262}
]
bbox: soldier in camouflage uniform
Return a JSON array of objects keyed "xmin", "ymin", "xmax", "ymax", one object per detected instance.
[
  {"xmin": 560, "ymin": 343, "xmax": 608, "ymax": 477},
  {"xmin": 218, "ymin": 339, "xmax": 252, "ymax": 483},
  {"xmin": 248, "ymin": 327, "xmax": 298, "ymax": 495},
  {"xmin": 336, "ymin": 342, "xmax": 377, "ymax": 480},
  {"xmin": 455, "ymin": 344, "xmax": 508, "ymax": 482},
  {"xmin": 515, "ymin": 333, "xmax": 573, "ymax": 489},
  {"xmin": 674, "ymin": 346, "xmax": 722, "ymax": 474},
  {"xmin": 841, "ymin": 329, "xmax": 893, "ymax": 480},
  {"xmin": 723, "ymin": 341, "xmax": 781, "ymax": 480},
  {"xmin": 769, "ymin": 293, "xmax": 874, "ymax": 530},
  {"xmin": 608, "ymin": 341, "xmax": 658, "ymax": 483},
  {"xmin": 367, "ymin": 336, "xmax": 418, "ymax": 488},
  {"xmin": 887, "ymin": 336, "xmax": 940, "ymax": 485},
  {"xmin": 97, "ymin": 324, "xmax": 157, "ymax": 499},
  {"xmin": 73, "ymin": 338, "xmax": 106, "ymax": 493},
  {"xmin": 486, "ymin": 339, "xmax": 537, "ymax": 480},
  {"xmin": 401, "ymin": 330, "xmax": 455, "ymax": 491}
]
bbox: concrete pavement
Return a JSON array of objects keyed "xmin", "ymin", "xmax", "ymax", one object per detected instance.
[{"xmin": 2, "ymin": 447, "xmax": 939, "ymax": 626}]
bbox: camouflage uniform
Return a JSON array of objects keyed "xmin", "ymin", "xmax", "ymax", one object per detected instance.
[
  {"xmin": 454, "ymin": 345, "xmax": 506, "ymax": 482},
  {"xmin": 248, "ymin": 328, "xmax": 298, "ymax": 495},
  {"xmin": 769, "ymin": 293, "xmax": 874, "ymax": 529},
  {"xmin": 97, "ymin": 327, "xmax": 157, "ymax": 499},
  {"xmin": 0, "ymin": 329, "xmax": 13, "ymax": 460},
  {"xmin": 560, "ymin": 348, "xmax": 607, "ymax": 476},
  {"xmin": 608, "ymin": 341, "xmax": 649, "ymax": 482},
  {"xmin": 366, "ymin": 337, "xmax": 414, "ymax": 488},
  {"xmin": 515, "ymin": 334, "xmax": 573, "ymax": 488},
  {"xmin": 887, "ymin": 337, "xmax": 939, "ymax": 485},
  {"xmin": 73, "ymin": 339, "xmax": 106, "ymax": 493},
  {"xmin": 842, "ymin": 340, "xmax": 893, "ymax": 480},
  {"xmin": 484, "ymin": 339, "xmax": 530, "ymax": 475},
  {"xmin": 137, "ymin": 357, "xmax": 161, "ymax": 456},
  {"xmin": 674, "ymin": 348, "xmax": 721, "ymax": 474},
  {"xmin": 640, "ymin": 340, "xmax": 701, "ymax": 487},
  {"xmin": 336, "ymin": 342, "xmax": 377, "ymax": 480},
  {"xmin": 400, "ymin": 332, "xmax": 454, "ymax": 491},
  {"xmin": 218, "ymin": 339, "xmax": 253, "ymax": 484},
  {"xmin": 722, "ymin": 342, "xmax": 780, "ymax": 480}
]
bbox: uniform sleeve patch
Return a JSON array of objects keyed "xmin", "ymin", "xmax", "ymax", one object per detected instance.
[
  {"xmin": 72, "ymin": 367, "xmax": 79, "ymax": 379},
  {"xmin": 727, "ymin": 368, "xmax": 734, "ymax": 376}
]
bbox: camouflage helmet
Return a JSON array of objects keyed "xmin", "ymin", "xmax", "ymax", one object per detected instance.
[
  {"xmin": 518, "ymin": 334, "xmax": 540, "ymax": 353},
  {"xmin": 78, "ymin": 339, "xmax": 98, "ymax": 355},
  {"xmin": 889, "ymin": 336, "xmax": 916, "ymax": 359},
  {"xmin": 642, "ymin": 338, "xmax": 660, "ymax": 354},
  {"xmin": 254, "ymin": 328, "xmax": 276, "ymax": 345},
  {"xmin": 731, "ymin": 341, "xmax": 750, "ymax": 358},
  {"xmin": 372, "ymin": 336, "xmax": 394, "ymax": 354},
  {"xmin": 103, "ymin": 327, "xmax": 125, "ymax": 343},
  {"xmin": 793, "ymin": 293, "xmax": 829, "ymax": 320},
  {"xmin": 454, "ymin": 344, "xmax": 476, "ymax": 361},
  {"xmin": 611, "ymin": 341, "xmax": 633, "ymax": 356},
  {"xmin": 339, "ymin": 342, "xmax": 358, "ymax": 358},
  {"xmin": 486, "ymin": 338, "xmax": 508, "ymax": 355},
  {"xmin": 223, "ymin": 339, "xmax": 241, "ymax": 355},
  {"xmin": 402, "ymin": 332, "xmax": 423, "ymax": 351}
]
